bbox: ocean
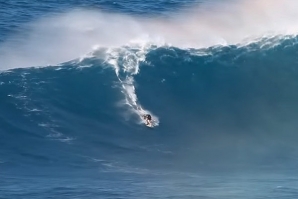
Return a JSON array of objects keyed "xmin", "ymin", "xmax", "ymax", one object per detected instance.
[{"xmin": 1, "ymin": 0, "xmax": 298, "ymax": 198}]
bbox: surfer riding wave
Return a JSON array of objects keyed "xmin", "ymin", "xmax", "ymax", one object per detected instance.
[{"xmin": 143, "ymin": 114, "xmax": 152, "ymax": 127}]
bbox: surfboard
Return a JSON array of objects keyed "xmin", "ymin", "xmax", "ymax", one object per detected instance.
[
  {"xmin": 143, "ymin": 117, "xmax": 154, "ymax": 128},
  {"xmin": 145, "ymin": 122, "xmax": 154, "ymax": 128}
]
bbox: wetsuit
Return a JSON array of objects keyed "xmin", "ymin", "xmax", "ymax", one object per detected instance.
[{"xmin": 143, "ymin": 114, "xmax": 152, "ymax": 125}]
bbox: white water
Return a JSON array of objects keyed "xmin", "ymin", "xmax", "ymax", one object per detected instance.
[
  {"xmin": 1, "ymin": 0, "xmax": 298, "ymax": 70},
  {"xmin": 103, "ymin": 45, "xmax": 159, "ymax": 127}
]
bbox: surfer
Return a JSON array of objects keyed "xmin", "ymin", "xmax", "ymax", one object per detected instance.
[{"xmin": 143, "ymin": 114, "xmax": 152, "ymax": 126}]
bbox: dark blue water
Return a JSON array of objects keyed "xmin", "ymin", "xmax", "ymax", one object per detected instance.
[{"xmin": 1, "ymin": 0, "xmax": 298, "ymax": 198}]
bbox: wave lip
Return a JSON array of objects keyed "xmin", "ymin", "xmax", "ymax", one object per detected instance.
[{"xmin": 2, "ymin": 0, "xmax": 298, "ymax": 70}]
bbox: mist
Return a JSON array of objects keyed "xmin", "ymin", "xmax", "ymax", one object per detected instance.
[{"xmin": 0, "ymin": 0, "xmax": 298, "ymax": 69}]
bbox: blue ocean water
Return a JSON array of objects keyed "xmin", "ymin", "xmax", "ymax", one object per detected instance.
[{"xmin": 1, "ymin": 0, "xmax": 298, "ymax": 198}]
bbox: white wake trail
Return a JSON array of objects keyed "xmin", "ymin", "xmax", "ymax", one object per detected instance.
[{"xmin": 104, "ymin": 45, "xmax": 159, "ymax": 127}]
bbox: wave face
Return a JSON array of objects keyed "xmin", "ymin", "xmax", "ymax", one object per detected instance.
[
  {"xmin": 2, "ymin": 39, "xmax": 298, "ymax": 199},
  {"xmin": 2, "ymin": 38, "xmax": 298, "ymax": 169},
  {"xmin": 2, "ymin": 0, "xmax": 298, "ymax": 199}
]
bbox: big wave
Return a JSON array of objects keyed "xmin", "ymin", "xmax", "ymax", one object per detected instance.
[
  {"xmin": 2, "ymin": 35, "xmax": 298, "ymax": 171},
  {"xmin": 2, "ymin": 0, "xmax": 298, "ymax": 172}
]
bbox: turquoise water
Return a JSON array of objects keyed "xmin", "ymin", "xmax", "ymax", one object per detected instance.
[{"xmin": 1, "ymin": 0, "xmax": 298, "ymax": 198}]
